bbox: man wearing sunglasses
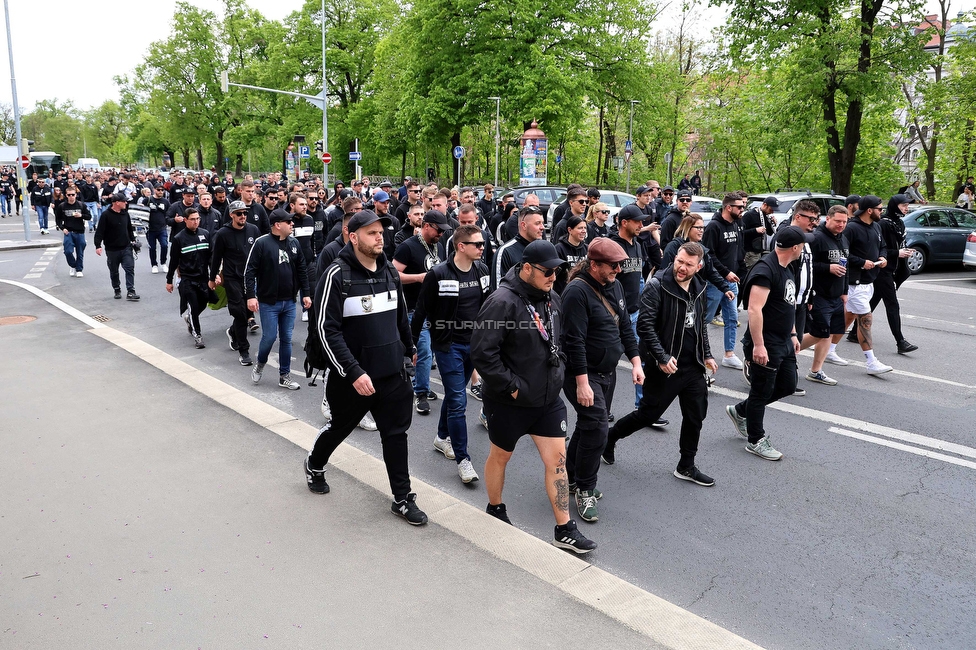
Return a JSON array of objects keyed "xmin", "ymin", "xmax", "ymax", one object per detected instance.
[
  {"xmin": 703, "ymin": 193, "xmax": 747, "ymax": 370},
  {"xmin": 561, "ymin": 238, "xmax": 643, "ymax": 522},
  {"xmin": 472, "ymin": 240, "xmax": 597, "ymax": 554},
  {"xmin": 660, "ymin": 189, "xmax": 694, "ymax": 250},
  {"xmin": 654, "ymin": 185, "xmax": 676, "ymax": 223}
]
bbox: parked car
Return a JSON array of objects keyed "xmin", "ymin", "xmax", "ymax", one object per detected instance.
[
  {"xmin": 963, "ymin": 231, "xmax": 976, "ymax": 270},
  {"xmin": 547, "ymin": 190, "xmax": 637, "ymax": 226},
  {"xmin": 511, "ymin": 186, "xmax": 566, "ymax": 216},
  {"xmin": 903, "ymin": 206, "xmax": 976, "ymax": 273},
  {"xmin": 746, "ymin": 191, "xmax": 846, "ymax": 221}
]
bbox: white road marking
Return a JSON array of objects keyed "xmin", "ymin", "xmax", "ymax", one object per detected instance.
[
  {"xmin": 0, "ymin": 279, "xmax": 104, "ymax": 328},
  {"xmin": 902, "ymin": 313, "xmax": 976, "ymax": 330},
  {"xmin": 23, "ymin": 273, "xmax": 41, "ymax": 278},
  {"xmin": 829, "ymin": 427, "xmax": 976, "ymax": 471},
  {"xmin": 900, "ymin": 283, "xmax": 976, "ymax": 297}
]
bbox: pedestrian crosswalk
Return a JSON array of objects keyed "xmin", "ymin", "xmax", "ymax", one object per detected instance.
[{"xmin": 23, "ymin": 247, "xmax": 60, "ymax": 279}]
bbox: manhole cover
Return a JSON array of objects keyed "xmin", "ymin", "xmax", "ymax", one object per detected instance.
[
  {"xmin": 0, "ymin": 315, "xmax": 37, "ymax": 326},
  {"xmin": 91, "ymin": 314, "xmax": 111, "ymax": 323}
]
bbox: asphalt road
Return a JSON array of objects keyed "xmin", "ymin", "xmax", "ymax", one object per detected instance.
[{"xmin": 4, "ymin": 229, "xmax": 976, "ymax": 650}]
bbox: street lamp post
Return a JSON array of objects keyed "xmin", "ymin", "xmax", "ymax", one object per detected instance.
[
  {"xmin": 489, "ymin": 97, "xmax": 500, "ymax": 189},
  {"xmin": 321, "ymin": 0, "xmax": 328, "ymax": 183},
  {"xmin": 626, "ymin": 99, "xmax": 638, "ymax": 194},
  {"xmin": 4, "ymin": 0, "xmax": 28, "ymax": 242}
]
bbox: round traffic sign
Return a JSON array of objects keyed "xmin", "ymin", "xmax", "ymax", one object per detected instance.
[
  {"xmin": 20, "ymin": 155, "xmax": 29, "ymax": 170},
  {"xmin": 321, "ymin": 152, "xmax": 332, "ymax": 164},
  {"xmin": 453, "ymin": 145, "xmax": 465, "ymax": 159}
]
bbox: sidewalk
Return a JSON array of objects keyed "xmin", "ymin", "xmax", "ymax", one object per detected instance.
[{"xmin": 0, "ymin": 282, "xmax": 674, "ymax": 649}]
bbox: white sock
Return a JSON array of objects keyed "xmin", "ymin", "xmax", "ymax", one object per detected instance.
[
  {"xmin": 829, "ymin": 343, "xmax": 837, "ymax": 355},
  {"xmin": 864, "ymin": 349, "xmax": 877, "ymax": 363}
]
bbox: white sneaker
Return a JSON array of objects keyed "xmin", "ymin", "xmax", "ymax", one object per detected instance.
[
  {"xmin": 824, "ymin": 351, "xmax": 849, "ymax": 366},
  {"xmin": 358, "ymin": 414, "xmax": 377, "ymax": 431},
  {"xmin": 151, "ymin": 265, "xmax": 159, "ymax": 274},
  {"xmin": 69, "ymin": 268, "xmax": 76, "ymax": 277},
  {"xmin": 75, "ymin": 271, "xmax": 83, "ymax": 278},
  {"xmin": 866, "ymin": 359, "xmax": 893, "ymax": 375},
  {"xmin": 320, "ymin": 394, "xmax": 332, "ymax": 421},
  {"xmin": 458, "ymin": 458, "xmax": 479, "ymax": 483},
  {"xmin": 721, "ymin": 355, "xmax": 744, "ymax": 370},
  {"xmin": 162, "ymin": 263, "xmax": 169, "ymax": 273},
  {"xmin": 433, "ymin": 436, "xmax": 455, "ymax": 459},
  {"xmin": 301, "ymin": 311, "xmax": 309, "ymax": 322}
]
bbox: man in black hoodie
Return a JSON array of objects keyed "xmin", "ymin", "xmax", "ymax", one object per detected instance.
[
  {"xmin": 94, "ymin": 193, "xmax": 139, "ymax": 301},
  {"xmin": 472, "ymin": 240, "xmax": 597, "ymax": 554},
  {"xmin": 166, "ymin": 207, "xmax": 211, "ymax": 349},
  {"xmin": 210, "ymin": 201, "xmax": 261, "ymax": 365},
  {"xmin": 703, "ymin": 193, "xmax": 746, "ymax": 370},
  {"xmin": 307, "ymin": 210, "xmax": 426, "ymax": 526},
  {"xmin": 867, "ymin": 194, "xmax": 918, "ymax": 355},
  {"xmin": 55, "ymin": 187, "xmax": 90, "ymax": 277}
]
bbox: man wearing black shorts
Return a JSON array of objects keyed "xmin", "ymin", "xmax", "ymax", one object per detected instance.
[
  {"xmin": 472, "ymin": 240, "xmax": 596, "ymax": 554},
  {"xmin": 802, "ymin": 206, "xmax": 850, "ymax": 385}
]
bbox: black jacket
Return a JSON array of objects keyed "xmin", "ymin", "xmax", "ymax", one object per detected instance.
[
  {"xmin": 844, "ymin": 217, "xmax": 884, "ymax": 285},
  {"xmin": 560, "ymin": 271, "xmax": 639, "ymax": 376},
  {"xmin": 411, "ymin": 258, "xmax": 491, "ymax": 352},
  {"xmin": 493, "ymin": 234, "xmax": 529, "ymax": 290},
  {"xmin": 147, "ymin": 197, "xmax": 171, "ymax": 232},
  {"xmin": 880, "ymin": 199, "xmax": 908, "ymax": 280},
  {"xmin": 210, "ymin": 222, "xmax": 260, "ymax": 281},
  {"xmin": 315, "ymin": 243, "xmax": 414, "ymax": 382},
  {"xmin": 198, "ymin": 207, "xmax": 222, "ymax": 238},
  {"xmin": 810, "ymin": 223, "xmax": 849, "ymax": 299},
  {"xmin": 167, "ymin": 227, "xmax": 211, "ymax": 283},
  {"xmin": 741, "ymin": 207, "xmax": 774, "ymax": 254},
  {"xmin": 658, "ymin": 207, "xmax": 686, "ymax": 250},
  {"xmin": 471, "ymin": 266, "xmax": 565, "ymax": 408},
  {"xmin": 638, "ymin": 267, "xmax": 712, "ymax": 370},
  {"xmin": 661, "ymin": 236, "xmax": 730, "ymax": 294},
  {"xmin": 94, "ymin": 206, "xmax": 134, "ymax": 251},
  {"xmin": 244, "ymin": 234, "xmax": 311, "ymax": 305}
]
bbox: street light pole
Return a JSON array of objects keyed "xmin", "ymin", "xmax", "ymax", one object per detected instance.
[
  {"xmin": 626, "ymin": 99, "xmax": 638, "ymax": 194},
  {"xmin": 321, "ymin": 0, "xmax": 329, "ymax": 184},
  {"xmin": 4, "ymin": 0, "xmax": 28, "ymax": 241},
  {"xmin": 489, "ymin": 96, "xmax": 500, "ymax": 189}
]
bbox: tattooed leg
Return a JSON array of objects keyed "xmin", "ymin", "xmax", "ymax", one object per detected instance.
[
  {"xmin": 857, "ymin": 313, "xmax": 873, "ymax": 351},
  {"xmin": 533, "ymin": 436, "xmax": 571, "ymax": 525}
]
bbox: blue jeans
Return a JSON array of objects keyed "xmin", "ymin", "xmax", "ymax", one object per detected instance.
[
  {"xmin": 408, "ymin": 311, "xmax": 431, "ymax": 395},
  {"xmin": 433, "ymin": 344, "xmax": 474, "ymax": 462},
  {"xmin": 63, "ymin": 232, "xmax": 87, "ymax": 271},
  {"xmin": 706, "ymin": 282, "xmax": 739, "ymax": 353},
  {"xmin": 146, "ymin": 230, "xmax": 168, "ymax": 266},
  {"xmin": 257, "ymin": 299, "xmax": 297, "ymax": 376},
  {"xmin": 630, "ymin": 311, "xmax": 643, "ymax": 407},
  {"xmin": 36, "ymin": 205, "xmax": 49, "ymax": 230},
  {"xmin": 0, "ymin": 194, "xmax": 10, "ymax": 216},
  {"xmin": 86, "ymin": 202, "xmax": 100, "ymax": 230}
]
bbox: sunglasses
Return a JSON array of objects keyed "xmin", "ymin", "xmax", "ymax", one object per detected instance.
[
  {"xmin": 460, "ymin": 241, "xmax": 486, "ymax": 248},
  {"xmin": 529, "ymin": 263, "xmax": 558, "ymax": 277},
  {"xmin": 597, "ymin": 209, "xmax": 610, "ymax": 214},
  {"xmin": 677, "ymin": 198, "xmax": 691, "ymax": 202},
  {"xmin": 574, "ymin": 199, "xmax": 586, "ymax": 204},
  {"xmin": 599, "ymin": 261, "xmax": 623, "ymax": 271},
  {"xmin": 66, "ymin": 193, "xmax": 76, "ymax": 197}
]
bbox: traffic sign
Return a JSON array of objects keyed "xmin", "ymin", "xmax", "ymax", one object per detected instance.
[
  {"xmin": 349, "ymin": 151, "xmax": 362, "ymax": 161},
  {"xmin": 624, "ymin": 151, "xmax": 632, "ymax": 163},
  {"xmin": 453, "ymin": 145, "xmax": 465, "ymax": 159},
  {"xmin": 299, "ymin": 145, "xmax": 310, "ymax": 159},
  {"xmin": 321, "ymin": 152, "xmax": 332, "ymax": 164},
  {"xmin": 555, "ymin": 155, "xmax": 562, "ymax": 164},
  {"xmin": 624, "ymin": 139, "xmax": 633, "ymax": 154},
  {"xmin": 19, "ymin": 155, "xmax": 29, "ymax": 170}
]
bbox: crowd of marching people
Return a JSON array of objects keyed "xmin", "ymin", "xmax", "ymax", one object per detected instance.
[{"xmin": 16, "ymin": 166, "xmax": 923, "ymax": 554}]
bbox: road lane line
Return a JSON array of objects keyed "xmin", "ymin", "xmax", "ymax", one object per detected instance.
[
  {"xmin": 793, "ymin": 350, "xmax": 976, "ymax": 389},
  {"xmin": 899, "ymin": 284, "xmax": 976, "ymax": 297},
  {"xmin": 902, "ymin": 313, "xmax": 976, "ymax": 330},
  {"xmin": 828, "ymin": 427, "xmax": 976, "ymax": 471}
]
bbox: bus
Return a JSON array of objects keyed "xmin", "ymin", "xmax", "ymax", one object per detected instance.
[{"xmin": 27, "ymin": 151, "xmax": 64, "ymax": 178}]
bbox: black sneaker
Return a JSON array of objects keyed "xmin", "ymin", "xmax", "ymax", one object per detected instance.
[
  {"xmin": 226, "ymin": 327, "xmax": 238, "ymax": 351},
  {"xmin": 486, "ymin": 503, "xmax": 513, "ymax": 525},
  {"xmin": 553, "ymin": 520, "xmax": 597, "ymax": 554},
  {"xmin": 607, "ymin": 413, "xmax": 615, "ymax": 423},
  {"xmin": 239, "ymin": 352, "xmax": 253, "ymax": 366},
  {"xmin": 425, "ymin": 390, "xmax": 438, "ymax": 401},
  {"xmin": 248, "ymin": 318, "xmax": 259, "ymax": 333},
  {"xmin": 673, "ymin": 465, "xmax": 715, "ymax": 487},
  {"xmin": 651, "ymin": 418, "xmax": 669, "ymax": 429},
  {"xmin": 897, "ymin": 340, "xmax": 919, "ymax": 354},
  {"xmin": 846, "ymin": 328, "xmax": 859, "ymax": 343},
  {"xmin": 416, "ymin": 394, "xmax": 430, "ymax": 415},
  {"xmin": 304, "ymin": 455, "xmax": 329, "ymax": 494},
  {"xmin": 126, "ymin": 291, "xmax": 140, "ymax": 301},
  {"xmin": 114, "ymin": 288, "xmax": 122, "ymax": 299},
  {"xmin": 602, "ymin": 434, "xmax": 616, "ymax": 465},
  {"xmin": 468, "ymin": 383, "xmax": 484, "ymax": 401},
  {"xmin": 392, "ymin": 493, "xmax": 428, "ymax": 525}
]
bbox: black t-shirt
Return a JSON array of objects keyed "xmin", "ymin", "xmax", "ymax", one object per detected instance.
[
  {"xmin": 275, "ymin": 238, "xmax": 296, "ymax": 301},
  {"xmin": 678, "ymin": 299, "xmax": 699, "ymax": 366},
  {"xmin": 610, "ymin": 234, "xmax": 644, "ymax": 314},
  {"xmin": 744, "ymin": 257, "xmax": 796, "ymax": 350},
  {"xmin": 453, "ymin": 265, "xmax": 483, "ymax": 345},
  {"xmin": 394, "ymin": 235, "xmax": 439, "ymax": 310}
]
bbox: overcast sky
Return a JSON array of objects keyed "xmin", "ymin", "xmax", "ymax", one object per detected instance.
[{"xmin": 0, "ymin": 0, "xmax": 971, "ymax": 114}]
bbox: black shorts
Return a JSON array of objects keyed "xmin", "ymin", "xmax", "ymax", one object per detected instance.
[
  {"xmin": 808, "ymin": 295, "xmax": 846, "ymax": 339},
  {"xmin": 483, "ymin": 397, "xmax": 567, "ymax": 452}
]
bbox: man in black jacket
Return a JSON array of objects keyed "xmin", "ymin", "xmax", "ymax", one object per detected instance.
[
  {"xmin": 412, "ymin": 224, "xmax": 491, "ymax": 484},
  {"xmin": 703, "ymin": 193, "xmax": 746, "ymax": 369},
  {"xmin": 605, "ymin": 242, "xmax": 718, "ymax": 485},
  {"xmin": 166, "ymin": 207, "xmax": 211, "ymax": 349},
  {"xmin": 146, "ymin": 185, "xmax": 171, "ymax": 274},
  {"xmin": 561, "ymin": 238, "xmax": 643, "ymax": 522},
  {"xmin": 197, "ymin": 193, "xmax": 222, "ymax": 239},
  {"xmin": 94, "ymin": 194, "xmax": 139, "ymax": 301},
  {"xmin": 307, "ymin": 210, "xmax": 427, "ymax": 526},
  {"xmin": 741, "ymin": 197, "xmax": 778, "ymax": 270},
  {"xmin": 210, "ymin": 202, "xmax": 261, "ymax": 365},
  {"xmin": 244, "ymin": 212, "xmax": 312, "ymax": 390},
  {"xmin": 868, "ymin": 194, "xmax": 918, "ymax": 355},
  {"xmin": 472, "ymin": 240, "xmax": 597, "ymax": 554}
]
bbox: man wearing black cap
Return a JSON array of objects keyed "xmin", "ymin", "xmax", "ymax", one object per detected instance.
[
  {"xmin": 742, "ymin": 197, "xmax": 779, "ymax": 270},
  {"xmin": 94, "ymin": 194, "xmax": 140, "ymax": 301},
  {"xmin": 210, "ymin": 201, "xmax": 261, "ymax": 365},
  {"xmin": 842, "ymin": 195, "xmax": 893, "ymax": 374},
  {"xmin": 472, "ymin": 240, "xmax": 597, "ymax": 554},
  {"xmin": 605, "ymin": 242, "xmax": 719, "ymax": 486},
  {"xmin": 244, "ymin": 211, "xmax": 312, "ymax": 390},
  {"xmin": 654, "ymin": 185, "xmax": 676, "ymax": 223},
  {"xmin": 659, "ymin": 189, "xmax": 693, "ymax": 250},
  {"xmin": 561, "ymin": 237, "xmax": 643, "ymax": 522},
  {"xmin": 393, "ymin": 209, "xmax": 449, "ymax": 415},
  {"xmin": 307, "ymin": 210, "xmax": 427, "ymax": 526},
  {"xmin": 724, "ymin": 226, "xmax": 809, "ymax": 461},
  {"xmin": 845, "ymin": 195, "xmax": 861, "ymax": 221}
]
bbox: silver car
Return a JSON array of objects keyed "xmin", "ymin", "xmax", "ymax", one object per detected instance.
[{"xmin": 962, "ymin": 230, "xmax": 976, "ymax": 270}]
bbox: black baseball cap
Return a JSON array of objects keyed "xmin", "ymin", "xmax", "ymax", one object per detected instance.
[
  {"xmin": 522, "ymin": 240, "xmax": 565, "ymax": 269},
  {"xmin": 762, "ymin": 196, "xmax": 780, "ymax": 207},
  {"xmin": 269, "ymin": 211, "xmax": 294, "ymax": 224},
  {"xmin": 676, "ymin": 189, "xmax": 693, "ymax": 200},
  {"xmin": 617, "ymin": 204, "xmax": 645, "ymax": 221},
  {"xmin": 854, "ymin": 195, "xmax": 882, "ymax": 217},
  {"xmin": 845, "ymin": 194, "xmax": 861, "ymax": 207},
  {"xmin": 634, "ymin": 185, "xmax": 651, "ymax": 196},
  {"xmin": 348, "ymin": 209, "xmax": 391, "ymax": 232},
  {"xmin": 422, "ymin": 209, "xmax": 451, "ymax": 231},
  {"xmin": 775, "ymin": 225, "xmax": 815, "ymax": 248}
]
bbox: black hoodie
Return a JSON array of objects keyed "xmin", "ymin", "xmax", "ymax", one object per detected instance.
[{"xmin": 880, "ymin": 195, "xmax": 909, "ymax": 279}]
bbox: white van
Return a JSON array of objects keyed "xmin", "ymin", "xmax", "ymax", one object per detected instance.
[{"xmin": 75, "ymin": 158, "xmax": 101, "ymax": 170}]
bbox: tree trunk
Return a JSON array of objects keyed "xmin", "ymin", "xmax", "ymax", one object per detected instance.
[
  {"xmin": 401, "ymin": 148, "xmax": 407, "ymax": 184},
  {"xmin": 196, "ymin": 148, "xmax": 204, "ymax": 171},
  {"xmin": 215, "ymin": 134, "xmax": 225, "ymax": 175},
  {"xmin": 596, "ymin": 105, "xmax": 604, "ymax": 186},
  {"xmin": 235, "ymin": 154, "xmax": 243, "ymax": 178},
  {"xmin": 450, "ymin": 132, "xmax": 461, "ymax": 187},
  {"xmin": 181, "ymin": 149, "xmax": 190, "ymax": 169}
]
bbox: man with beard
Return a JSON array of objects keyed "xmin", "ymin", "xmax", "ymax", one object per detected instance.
[
  {"xmin": 703, "ymin": 193, "xmax": 746, "ymax": 370},
  {"xmin": 210, "ymin": 201, "xmax": 261, "ymax": 365},
  {"xmin": 604, "ymin": 242, "xmax": 719, "ymax": 487},
  {"xmin": 306, "ymin": 188, "xmax": 328, "ymax": 261},
  {"xmin": 212, "ymin": 185, "xmax": 229, "ymax": 217},
  {"xmin": 371, "ymin": 190, "xmax": 401, "ymax": 260},
  {"xmin": 166, "ymin": 208, "xmax": 211, "ymax": 349},
  {"xmin": 306, "ymin": 210, "xmax": 426, "ymax": 526},
  {"xmin": 166, "ymin": 188, "xmax": 196, "ymax": 239},
  {"xmin": 843, "ymin": 195, "xmax": 894, "ymax": 374},
  {"xmin": 395, "ymin": 202, "xmax": 425, "ymax": 248}
]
